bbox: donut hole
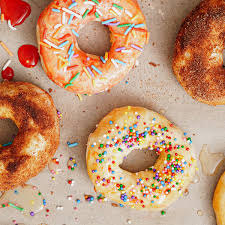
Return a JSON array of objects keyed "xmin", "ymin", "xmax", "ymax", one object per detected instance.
[
  {"xmin": 0, "ymin": 119, "xmax": 18, "ymax": 145},
  {"xmin": 77, "ymin": 21, "xmax": 111, "ymax": 56},
  {"xmin": 119, "ymin": 148, "xmax": 159, "ymax": 173}
]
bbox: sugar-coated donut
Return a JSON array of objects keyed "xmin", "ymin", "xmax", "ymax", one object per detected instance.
[
  {"xmin": 86, "ymin": 106, "xmax": 196, "ymax": 210},
  {"xmin": 173, "ymin": 0, "xmax": 225, "ymax": 105},
  {"xmin": 0, "ymin": 81, "xmax": 59, "ymax": 190},
  {"xmin": 37, "ymin": 0, "xmax": 149, "ymax": 95},
  {"xmin": 213, "ymin": 172, "xmax": 225, "ymax": 225}
]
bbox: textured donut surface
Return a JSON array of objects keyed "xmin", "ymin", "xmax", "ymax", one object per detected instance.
[
  {"xmin": 87, "ymin": 106, "xmax": 196, "ymax": 210},
  {"xmin": 37, "ymin": 0, "xmax": 148, "ymax": 95},
  {"xmin": 173, "ymin": 0, "xmax": 225, "ymax": 105},
  {"xmin": 0, "ymin": 81, "xmax": 59, "ymax": 190},
  {"xmin": 213, "ymin": 172, "xmax": 225, "ymax": 225}
]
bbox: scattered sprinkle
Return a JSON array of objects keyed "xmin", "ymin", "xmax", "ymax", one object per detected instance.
[
  {"xmin": 67, "ymin": 141, "xmax": 78, "ymax": 148},
  {"xmin": 8, "ymin": 203, "xmax": 24, "ymax": 212},
  {"xmin": 0, "ymin": 41, "xmax": 13, "ymax": 56},
  {"xmin": 8, "ymin": 20, "xmax": 17, "ymax": 30},
  {"xmin": 84, "ymin": 194, "xmax": 94, "ymax": 203},
  {"xmin": 67, "ymin": 179, "xmax": 75, "ymax": 186},
  {"xmin": 2, "ymin": 59, "xmax": 11, "ymax": 71}
]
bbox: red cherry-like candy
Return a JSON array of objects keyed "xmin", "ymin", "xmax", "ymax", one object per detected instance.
[
  {"xmin": 0, "ymin": 0, "xmax": 31, "ymax": 27},
  {"xmin": 18, "ymin": 45, "xmax": 39, "ymax": 68},
  {"xmin": 1, "ymin": 67, "xmax": 14, "ymax": 81}
]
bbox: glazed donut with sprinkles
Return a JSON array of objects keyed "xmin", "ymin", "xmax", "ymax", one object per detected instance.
[
  {"xmin": 86, "ymin": 106, "xmax": 197, "ymax": 210},
  {"xmin": 37, "ymin": 0, "xmax": 149, "ymax": 95}
]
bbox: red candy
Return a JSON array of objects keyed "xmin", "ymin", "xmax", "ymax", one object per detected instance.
[
  {"xmin": 1, "ymin": 67, "xmax": 14, "ymax": 81},
  {"xmin": 18, "ymin": 45, "xmax": 39, "ymax": 68},
  {"xmin": 0, "ymin": 0, "xmax": 31, "ymax": 27}
]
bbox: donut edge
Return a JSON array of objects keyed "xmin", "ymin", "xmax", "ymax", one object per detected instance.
[{"xmin": 213, "ymin": 172, "xmax": 225, "ymax": 225}]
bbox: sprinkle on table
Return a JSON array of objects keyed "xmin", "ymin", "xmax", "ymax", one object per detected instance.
[
  {"xmin": 40, "ymin": 0, "xmax": 147, "ymax": 92},
  {"xmin": 8, "ymin": 203, "xmax": 24, "ymax": 212},
  {"xmin": 67, "ymin": 141, "xmax": 78, "ymax": 148},
  {"xmin": 77, "ymin": 94, "xmax": 83, "ymax": 101},
  {"xmin": 8, "ymin": 20, "xmax": 17, "ymax": 31},
  {"xmin": 68, "ymin": 157, "xmax": 77, "ymax": 171},
  {"xmin": 0, "ymin": 41, "xmax": 13, "ymax": 56},
  {"xmin": 67, "ymin": 179, "xmax": 75, "ymax": 186},
  {"xmin": 84, "ymin": 194, "xmax": 94, "ymax": 203},
  {"xmin": 2, "ymin": 59, "xmax": 12, "ymax": 71}
]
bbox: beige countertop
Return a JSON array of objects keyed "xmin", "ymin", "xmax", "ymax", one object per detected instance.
[{"xmin": 0, "ymin": 0, "xmax": 224, "ymax": 224}]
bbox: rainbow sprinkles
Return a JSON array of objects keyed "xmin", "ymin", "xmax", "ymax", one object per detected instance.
[
  {"xmin": 37, "ymin": 0, "xmax": 149, "ymax": 95},
  {"xmin": 86, "ymin": 106, "xmax": 197, "ymax": 210}
]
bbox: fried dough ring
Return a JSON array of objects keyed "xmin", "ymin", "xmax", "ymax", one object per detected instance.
[
  {"xmin": 0, "ymin": 81, "xmax": 59, "ymax": 190},
  {"xmin": 173, "ymin": 0, "xmax": 225, "ymax": 105},
  {"xmin": 87, "ymin": 106, "xmax": 196, "ymax": 210}
]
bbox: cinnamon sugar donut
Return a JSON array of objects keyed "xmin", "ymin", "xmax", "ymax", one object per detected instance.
[
  {"xmin": 213, "ymin": 172, "xmax": 225, "ymax": 225},
  {"xmin": 0, "ymin": 81, "xmax": 59, "ymax": 190},
  {"xmin": 37, "ymin": 0, "xmax": 149, "ymax": 95},
  {"xmin": 173, "ymin": 0, "xmax": 225, "ymax": 105},
  {"xmin": 86, "ymin": 106, "xmax": 196, "ymax": 210}
]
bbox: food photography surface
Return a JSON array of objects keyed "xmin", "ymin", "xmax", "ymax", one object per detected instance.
[{"xmin": 0, "ymin": 0, "xmax": 224, "ymax": 225}]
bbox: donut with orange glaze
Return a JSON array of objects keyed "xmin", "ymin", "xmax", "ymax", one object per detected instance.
[{"xmin": 37, "ymin": 0, "xmax": 149, "ymax": 94}]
